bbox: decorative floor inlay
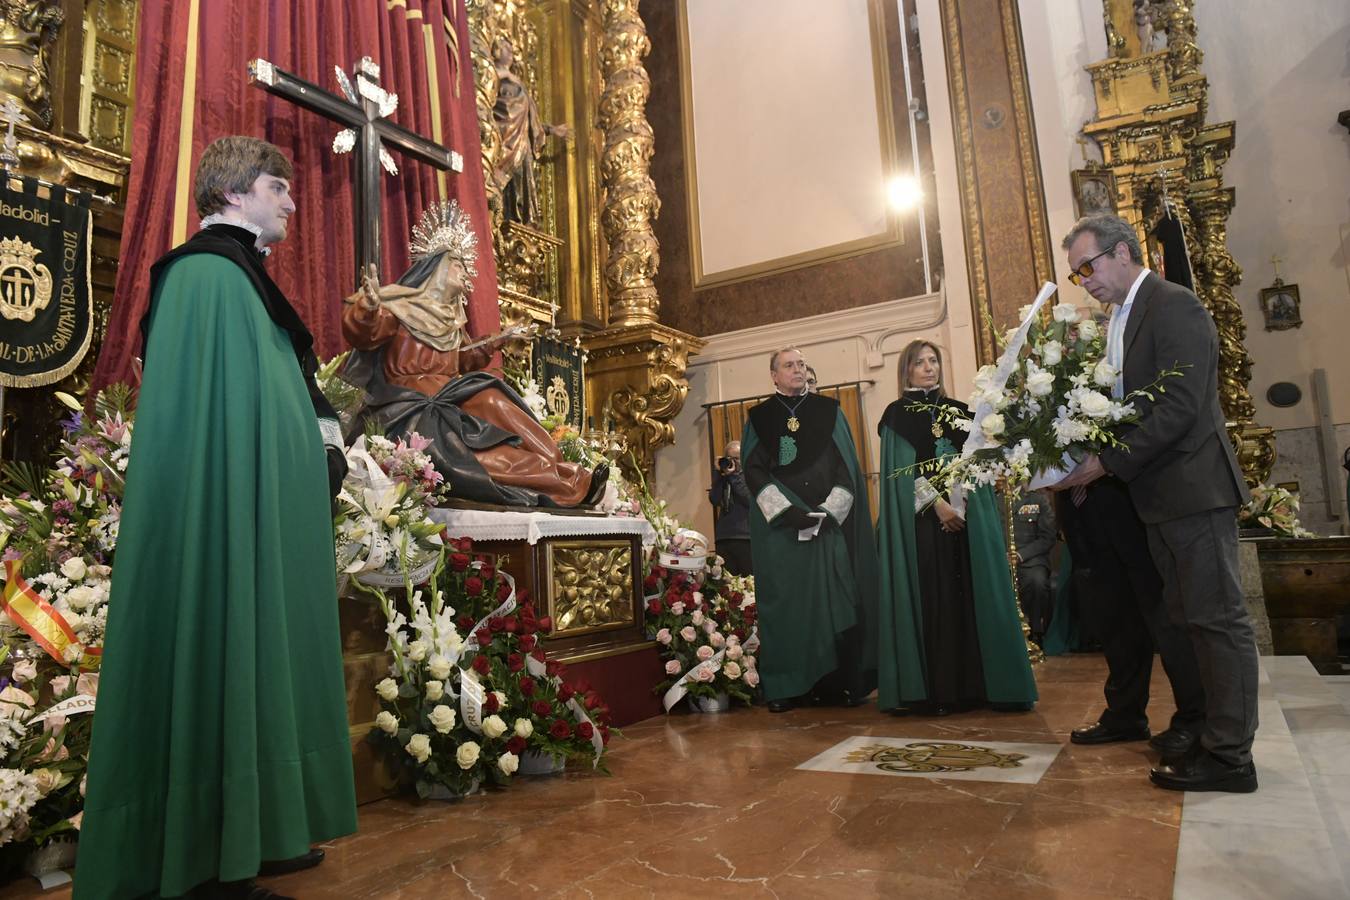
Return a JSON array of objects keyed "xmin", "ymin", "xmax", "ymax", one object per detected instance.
[{"xmin": 796, "ymin": 734, "xmax": 1063, "ymax": 784}]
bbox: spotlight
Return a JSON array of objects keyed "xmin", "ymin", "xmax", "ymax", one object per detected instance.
[{"xmin": 887, "ymin": 175, "xmax": 922, "ymax": 211}]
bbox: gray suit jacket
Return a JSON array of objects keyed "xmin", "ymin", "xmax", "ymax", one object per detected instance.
[{"xmin": 1099, "ymin": 272, "xmax": 1249, "ymax": 524}]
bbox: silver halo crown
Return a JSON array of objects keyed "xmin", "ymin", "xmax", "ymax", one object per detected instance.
[{"xmin": 409, "ymin": 199, "xmax": 479, "ymax": 276}]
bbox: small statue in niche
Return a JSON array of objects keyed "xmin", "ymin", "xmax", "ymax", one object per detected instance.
[
  {"xmin": 491, "ymin": 37, "xmax": 571, "ymax": 228},
  {"xmin": 1134, "ymin": 0, "xmax": 1168, "ymax": 54}
]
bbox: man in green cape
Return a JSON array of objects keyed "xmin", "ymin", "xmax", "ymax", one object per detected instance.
[
  {"xmin": 742, "ymin": 349, "xmax": 878, "ymax": 712},
  {"xmin": 75, "ymin": 137, "xmax": 357, "ymax": 899}
]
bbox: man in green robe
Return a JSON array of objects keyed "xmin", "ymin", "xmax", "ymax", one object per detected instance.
[
  {"xmin": 75, "ymin": 137, "xmax": 357, "ymax": 899},
  {"xmin": 743, "ymin": 349, "xmax": 878, "ymax": 712}
]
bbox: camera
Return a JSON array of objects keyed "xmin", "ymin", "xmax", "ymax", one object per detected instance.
[{"xmin": 717, "ymin": 456, "xmax": 736, "ymax": 473}]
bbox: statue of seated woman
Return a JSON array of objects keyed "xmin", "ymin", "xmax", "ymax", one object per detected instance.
[{"xmin": 340, "ymin": 200, "xmax": 607, "ymax": 508}]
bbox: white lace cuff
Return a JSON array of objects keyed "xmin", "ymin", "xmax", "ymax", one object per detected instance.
[
  {"xmin": 756, "ymin": 484, "xmax": 791, "ymax": 522},
  {"xmin": 821, "ymin": 486, "xmax": 853, "ymax": 525},
  {"xmin": 914, "ymin": 476, "xmax": 939, "ymax": 514},
  {"xmin": 318, "ymin": 417, "xmax": 344, "ymax": 452}
]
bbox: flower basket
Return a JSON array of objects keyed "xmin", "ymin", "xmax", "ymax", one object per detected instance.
[
  {"xmin": 423, "ymin": 779, "xmax": 480, "ymax": 801},
  {"xmin": 24, "ymin": 835, "xmax": 77, "ymax": 877},
  {"xmin": 518, "ymin": 750, "xmax": 566, "ymax": 776},
  {"xmin": 695, "ymin": 692, "xmax": 730, "ymax": 713}
]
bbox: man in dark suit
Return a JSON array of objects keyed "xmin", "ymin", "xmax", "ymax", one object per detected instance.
[{"xmin": 1057, "ymin": 214, "xmax": 1258, "ymax": 793}]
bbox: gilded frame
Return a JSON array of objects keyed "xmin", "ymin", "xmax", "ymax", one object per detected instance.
[
  {"xmin": 542, "ymin": 538, "xmax": 637, "ymax": 640},
  {"xmin": 676, "ymin": 0, "xmax": 905, "ymax": 289}
]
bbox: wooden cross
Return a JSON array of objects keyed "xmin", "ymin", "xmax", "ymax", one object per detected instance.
[{"xmin": 248, "ymin": 57, "xmax": 463, "ymax": 282}]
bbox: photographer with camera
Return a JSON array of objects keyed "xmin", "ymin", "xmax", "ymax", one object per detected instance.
[{"xmin": 708, "ymin": 440, "xmax": 753, "ymax": 576}]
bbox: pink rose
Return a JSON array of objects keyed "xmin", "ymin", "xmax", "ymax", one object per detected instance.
[
  {"xmin": 671, "ymin": 602, "xmax": 685, "ymax": 615},
  {"xmin": 694, "ymin": 666, "xmax": 716, "ymax": 683},
  {"xmin": 679, "ymin": 626, "xmax": 697, "ymax": 642},
  {"xmin": 665, "ymin": 659, "xmax": 681, "ymax": 675},
  {"xmin": 696, "ymin": 645, "xmax": 715, "ymax": 662},
  {"xmin": 76, "ymin": 673, "xmax": 99, "ymax": 697},
  {"xmin": 692, "ymin": 591, "xmax": 703, "ymax": 605},
  {"xmin": 726, "ymin": 644, "xmax": 743, "ymax": 661},
  {"xmin": 709, "ymin": 632, "xmax": 725, "ymax": 648},
  {"xmin": 11, "ymin": 660, "xmax": 36, "ymax": 684},
  {"xmin": 703, "ymin": 620, "xmax": 717, "ymax": 635},
  {"xmin": 690, "ymin": 609, "xmax": 704, "ymax": 626},
  {"xmin": 656, "ymin": 628, "xmax": 672, "ymax": 645},
  {"xmin": 744, "ymin": 669, "xmax": 760, "ymax": 687},
  {"xmin": 49, "ymin": 676, "xmax": 72, "ymax": 697}
]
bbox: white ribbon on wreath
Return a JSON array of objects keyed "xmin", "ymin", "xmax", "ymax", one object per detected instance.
[
  {"xmin": 661, "ymin": 626, "xmax": 760, "ymax": 713},
  {"xmin": 336, "ymin": 437, "xmax": 440, "ymax": 587}
]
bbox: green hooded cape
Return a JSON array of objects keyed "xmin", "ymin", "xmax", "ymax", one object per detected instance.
[
  {"xmin": 875, "ymin": 428, "xmax": 1037, "ymax": 710},
  {"xmin": 743, "ymin": 410, "xmax": 879, "ymax": 702}
]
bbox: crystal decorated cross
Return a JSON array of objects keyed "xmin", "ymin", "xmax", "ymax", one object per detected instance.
[
  {"xmin": 0, "ymin": 97, "xmax": 28, "ymax": 172},
  {"xmin": 249, "ymin": 57, "xmax": 464, "ymax": 281}
]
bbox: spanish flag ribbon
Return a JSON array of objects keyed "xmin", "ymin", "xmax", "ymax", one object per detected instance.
[{"xmin": 1, "ymin": 560, "xmax": 96, "ymax": 669}]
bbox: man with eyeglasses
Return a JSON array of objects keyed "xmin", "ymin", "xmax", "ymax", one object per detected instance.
[{"xmin": 1055, "ymin": 213, "xmax": 1257, "ymax": 794}]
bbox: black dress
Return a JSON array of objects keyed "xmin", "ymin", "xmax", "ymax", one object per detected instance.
[{"xmin": 879, "ymin": 389, "xmax": 987, "ymax": 710}]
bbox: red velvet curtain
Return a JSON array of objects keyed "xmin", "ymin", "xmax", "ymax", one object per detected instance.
[{"xmin": 93, "ymin": 0, "xmax": 498, "ymax": 392}]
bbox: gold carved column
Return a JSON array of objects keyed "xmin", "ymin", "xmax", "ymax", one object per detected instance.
[{"xmin": 1082, "ymin": 1, "xmax": 1273, "ymax": 485}]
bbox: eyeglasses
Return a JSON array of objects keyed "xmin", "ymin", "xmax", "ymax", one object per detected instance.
[{"xmin": 1068, "ymin": 246, "xmax": 1115, "ymax": 285}]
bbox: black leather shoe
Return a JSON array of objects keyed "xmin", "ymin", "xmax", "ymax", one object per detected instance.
[
  {"xmin": 1150, "ymin": 752, "xmax": 1257, "ymax": 793},
  {"xmin": 767, "ymin": 699, "xmax": 794, "ymax": 713},
  {"xmin": 1149, "ymin": 727, "xmax": 1201, "ymax": 758},
  {"xmin": 258, "ymin": 848, "xmax": 325, "ymax": 877},
  {"xmin": 1070, "ymin": 722, "xmax": 1151, "ymax": 745}
]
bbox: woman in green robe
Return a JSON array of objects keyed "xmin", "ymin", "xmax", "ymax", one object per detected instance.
[{"xmin": 875, "ymin": 340, "xmax": 1037, "ymax": 714}]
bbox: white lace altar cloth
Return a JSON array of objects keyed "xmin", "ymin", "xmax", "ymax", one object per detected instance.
[{"xmin": 429, "ymin": 508, "xmax": 658, "ymax": 548}]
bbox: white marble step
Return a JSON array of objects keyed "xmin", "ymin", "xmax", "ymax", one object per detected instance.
[
  {"xmin": 1324, "ymin": 675, "xmax": 1350, "ymax": 718},
  {"xmin": 1173, "ymin": 657, "xmax": 1350, "ymax": 900}
]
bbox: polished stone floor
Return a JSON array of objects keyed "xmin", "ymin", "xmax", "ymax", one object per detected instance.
[{"xmin": 7, "ymin": 654, "xmax": 1348, "ymax": 898}]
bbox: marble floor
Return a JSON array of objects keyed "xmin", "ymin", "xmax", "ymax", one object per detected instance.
[{"xmin": 6, "ymin": 654, "xmax": 1348, "ymax": 899}]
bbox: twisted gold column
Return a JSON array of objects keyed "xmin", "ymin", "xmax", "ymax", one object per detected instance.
[
  {"xmin": 598, "ymin": 0, "xmax": 660, "ymax": 327},
  {"xmin": 465, "ymin": 0, "xmax": 503, "ymax": 231}
]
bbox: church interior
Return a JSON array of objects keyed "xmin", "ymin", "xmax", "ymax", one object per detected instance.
[{"xmin": 0, "ymin": 0, "xmax": 1347, "ymax": 896}]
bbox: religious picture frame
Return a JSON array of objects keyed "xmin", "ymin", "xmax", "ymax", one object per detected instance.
[
  {"xmin": 1259, "ymin": 278, "xmax": 1302, "ymax": 331},
  {"xmin": 1071, "ymin": 168, "xmax": 1117, "ymax": 218}
]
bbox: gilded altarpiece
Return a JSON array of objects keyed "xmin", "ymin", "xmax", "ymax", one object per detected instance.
[
  {"xmin": 468, "ymin": 0, "xmax": 703, "ymax": 478},
  {"xmin": 1082, "ymin": 0, "xmax": 1273, "ymax": 485},
  {"xmin": 0, "ymin": 0, "xmax": 134, "ymax": 461}
]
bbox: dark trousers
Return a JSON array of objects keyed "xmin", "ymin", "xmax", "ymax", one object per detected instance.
[
  {"xmin": 1147, "ymin": 509, "xmax": 1259, "ymax": 766},
  {"xmin": 1016, "ymin": 563, "xmax": 1052, "ymax": 637},
  {"xmin": 1059, "ymin": 478, "xmax": 1206, "ymax": 732},
  {"xmin": 716, "ymin": 539, "xmax": 753, "ymax": 578}
]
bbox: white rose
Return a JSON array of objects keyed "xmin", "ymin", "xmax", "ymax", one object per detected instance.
[
  {"xmin": 60, "ymin": 557, "xmax": 87, "ymax": 581},
  {"xmin": 726, "ymin": 644, "xmax": 743, "ymax": 661},
  {"xmin": 665, "ymin": 659, "xmax": 682, "ymax": 675},
  {"xmin": 723, "ymin": 662, "xmax": 742, "ymax": 680},
  {"xmin": 425, "ymin": 680, "xmax": 444, "ymax": 701},
  {"xmin": 1092, "ymin": 360, "xmax": 1117, "ymax": 388},
  {"xmin": 429, "ymin": 704, "xmax": 457, "ymax": 734},
  {"xmin": 981, "ymin": 413, "xmax": 1006, "ymax": 438},
  {"xmin": 482, "ymin": 714, "xmax": 507, "ymax": 739},
  {"xmin": 1040, "ymin": 341, "xmax": 1063, "ymax": 366},
  {"xmin": 492, "ymin": 691, "xmax": 507, "ymax": 710},
  {"xmin": 376, "ymin": 711, "xmax": 399, "ymax": 734},
  {"xmin": 498, "ymin": 751, "xmax": 520, "ymax": 776},
  {"xmin": 656, "ymin": 628, "xmax": 672, "ymax": 645},
  {"xmin": 679, "ymin": 626, "xmax": 697, "ymax": 642},
  {"xmin": 427, "ymin": 654, "xmax": 452, "ymax": 680},
  {"xmin": 1079, "ymin": 391, "xmax": 1112, "ymax": 419},
  {"xmin": 1025, "ymin": 370, "xmax": 1055, "ymax": 398},
  {"xmin": 407, "ymin": 640, "xmax": 428, "ymax": 662},
  {"xmin": 514, "ymin": 718, "xmax": 533, "ymax": 739},
  {"xmin": 1018, "ymin": 303, "xmax": 1037, "ymax": 321},
  {"xmin": 63, "ymin": 586, "xmax": 93, "ymax": 611},
  {"xmin": 690, "ymin": 609, "xmax": 704, "ymax": 626},
  {"xmin": 1052, "ymin": 303, "xmax": 1080, "ymax": 323},
  {"xmin": 375, "ymin": 678, "xmax": 399, "ymax": 702},
  {"xmin": 32, "ymin": 768, "xmax": 61, "ymax": 797},
  {"xmin": 1077, "ymin": 319, "xmax": 1099, "ymax": 341},
  {"xmin": 406, "ymin": 733, "xmax": 431, "ymax": 763},
  {"xmin": 696, "ymin": 645, "xmax": 715, "ymax": 662},
  {"xmin": 456, "ymin": 741, "xmax": 481, "ymax": 770}
]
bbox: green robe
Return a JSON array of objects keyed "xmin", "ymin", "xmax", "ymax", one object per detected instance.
[
  {"xmin": 875, "ymin": 429, "xmax": 1037, "ymax": 710},
  {"xmin": 743, "ymin": 406, "xmax": 879, "ymax": 702},
  {"xmin": 75, "ymin": 254, "xmax": 357, "ymax": 897}
]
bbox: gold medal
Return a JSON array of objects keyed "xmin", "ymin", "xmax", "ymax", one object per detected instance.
[
  {"xmin": 788, "ymin": 416, "xmax": 800, "ymax": 432},
  {"xmin": 931, "ymin": 421, "xmax": 943, "ymax": 438}
]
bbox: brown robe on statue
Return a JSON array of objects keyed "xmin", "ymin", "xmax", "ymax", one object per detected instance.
[{"xmin": 342, "ymin": 298, "xmax": 590, "ymax": 506}]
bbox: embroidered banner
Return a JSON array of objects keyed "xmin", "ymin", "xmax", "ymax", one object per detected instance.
[
  {"xmin": 0, "ymin": 178, "xmax": 93, "ymax": 387},
  {"xmin": 530, "ymin": 336, "xmax": 584, "ymax": 429}
]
